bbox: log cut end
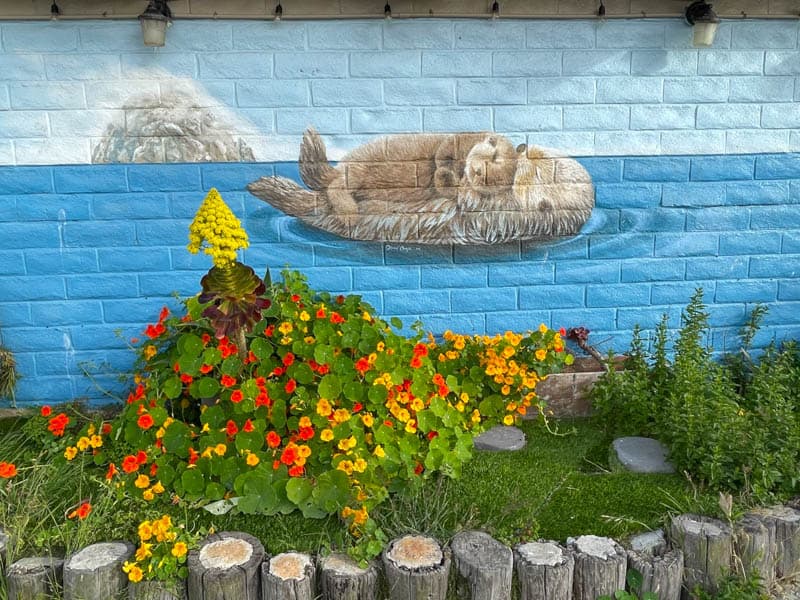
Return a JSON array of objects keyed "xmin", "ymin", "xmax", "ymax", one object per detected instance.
[
  {"xmin": 516, "ymin": 541, "xmax": 566, "ymax": 567},
  {"xmin": 571, "ymin": 535, "xmax": 620, "ymax": 560},
  {"xmin": 386, "ymin": 535, "xmax": 444, "ymax": 570},
  {"xmin": 321, "ymin": 553, "xmax": 370, "ymax": 576},
  {"xmin": 198, "ymin": 538, "xmax": 253, "ymax": 570},
  {"xmin": 67, "ymin": 542, "xmax": 131, "ymax": 571},
  {"xmin": 269, "ymin": 552, "xmax": 312, "ymax": 580}
]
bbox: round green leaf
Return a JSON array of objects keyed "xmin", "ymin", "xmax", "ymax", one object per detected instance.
[
  {"xmin": 285, "ymin": 478, "xmax": 313, "ymax": 505},
  {"xmin": 318, "ymin": 374, "xmax": 341, "ymax": 399},
  {"xmin": 181, "ymin": 469, "xmax": 205, "ymax": 496},
  {"xmin": 196, "ymin": 377, "xmax": 220, "ymax": 398}
]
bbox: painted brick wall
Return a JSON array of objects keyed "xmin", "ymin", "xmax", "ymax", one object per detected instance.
[{"xmin": 0, "ymin": 18, "xmax": 799, "ymax": 405}]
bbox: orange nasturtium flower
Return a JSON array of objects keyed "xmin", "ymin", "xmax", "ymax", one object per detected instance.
[
  {"xmin": 0, "ymin": 462, "xmax": 17, "ymax": 478},
  {"xmin": 137, "ymin": 414, "xmax": 154, "ymax": 430},
  {"xmin": 68, "ymin": 502, "xmax": 92, "ymax": 520},
  {"xmin": 40, "ymin": 405, "xmax": 52, "ymax": 417}
]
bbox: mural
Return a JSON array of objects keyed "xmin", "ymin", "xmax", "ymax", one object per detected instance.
[{"xmin": 247, "ymin": 129, "xmax": 594, "ymax": 245}]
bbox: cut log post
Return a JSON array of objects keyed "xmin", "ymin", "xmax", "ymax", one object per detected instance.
[
  {"xmin": 451, "ymin": 530, "xmax": 513, "ymax": 600},
  {"xmin": 626, "ymin": 530, "xmax": 668, "ymax": 556},
  {"xmin": 318, "ymin": 553, "xmax": 379, "ymax": 600},
  {"xmin": 568, "ymin": 535, "xmax": 627, "ymax": 600},
  {"xmin": 513, "ymin": 541, "xmax": 574, "ymax": 600},
  {"xmin": 750, "ymin": 505, "xmax": 800, "ymax": 580},
  {"xmin": 187, "ymin": 531, "xmax": 265, "ymax": 600},
  {"xmin": 733, "ymin": 513, "xmax": 776, "ymax": 587},
  {"xmin": 129, "ymin": 580, "xmax": 188, "ymax": 600},
  {"xmin": 7, "ymin": 556, "xmax": 64, "ymax": 600},
  {"xmin": 669, "ymin": 514, "xmax": 732, "ymax": 600},
  {"xmin": 262, "ymin": 552, "xmax": 315, "ymax": 600},
  {"xmin": 0, "ymin": 528, "xmax": 8, "ymax": 573},
  {"xmin": 382, "ymin": 535, "xmax": 451, "ymax": 600},
  {"xmin": 627, "ymin": 547, "xmax": 683, "ymax": 600},
  {"xmin": 63, "ymin": 541, "xmax": 134, "ymax": 600}
]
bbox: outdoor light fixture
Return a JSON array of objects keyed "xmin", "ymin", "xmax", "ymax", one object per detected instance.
[
  {"xmin": 598, "ymin": 0, "xmax": 606, "ymax": 18},
  {"xmin": 491, "ymin": 1, "xmax": 499, "ymax": 19},
  {"xmin": 274, "ymin": 2, "xmax": 283, "ymax": 21},
  {"xmin": 50, "ymin": 2, "xmax": 61, "ymax": 20},
  {"xmin": 384, "ymin": 2, "xmax": 392, "ymax": 19},
  {"xmin": 138, "ymin": 0, "xmax": 172, "ymax": 47},
  {"xmin": 685, "ymin": 1, "xmax": 720, "ymax": 47}
]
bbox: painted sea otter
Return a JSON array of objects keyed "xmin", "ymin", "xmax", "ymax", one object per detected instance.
[{"xmin": 247, "ymin": 128, "xmax": 594, "ymax": 245}]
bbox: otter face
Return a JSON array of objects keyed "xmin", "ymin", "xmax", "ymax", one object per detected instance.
[{"xmin": 463, "ymin": 135, "xmax": 518, "ymax": 196}]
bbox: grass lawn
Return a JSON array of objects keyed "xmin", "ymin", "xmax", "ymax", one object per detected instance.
[{"xmin": 0, "ymin": 412, "xmax": 724, "ymax": 598}]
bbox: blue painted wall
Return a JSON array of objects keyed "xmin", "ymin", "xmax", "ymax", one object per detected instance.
[{"xmin": 0, "ymin": 18, "xmax": 799, "ymax": 404}]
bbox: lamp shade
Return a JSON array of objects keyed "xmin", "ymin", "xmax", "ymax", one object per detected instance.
[
  {"xmin": 692, "ymin": 20, "xmax": 719, "ymax": 47},
  {"xmin": 138, "ymin": 1, "xmax": 172, "ymax": 47}
]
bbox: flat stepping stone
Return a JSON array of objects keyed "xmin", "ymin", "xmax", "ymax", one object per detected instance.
[
  {"xmin": 473, "ymin": 426, "xmax": 526, "ymax": 452},
  {"xmin": 610, "ymin": 437, "xmax": 675, "ymax": 474}
]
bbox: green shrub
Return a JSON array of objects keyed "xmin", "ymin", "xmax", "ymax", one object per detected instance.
[{"xmin": 591, "ymin": 289, "xmax": 800, "ymax": 501}]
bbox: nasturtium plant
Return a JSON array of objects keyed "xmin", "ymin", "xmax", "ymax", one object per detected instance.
[{"xmin": 57, "ymin": 189, "xmax": 573, "ymax": 562}]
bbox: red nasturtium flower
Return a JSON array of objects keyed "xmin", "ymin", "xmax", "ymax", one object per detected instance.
[
  {"xmin": 101, "ymin": 422, "xmax": 112, "ymax": 435},
  {"xmin": 282, "ymin": 353, "xmax": 295, "ymax": 367},
  {"xmin": 280, "ymin": 446, "xmax": 298, "ymax": 465},
  {"xmin": 330, "ymin": 312, "xmax": 345, "ymax": 324},
  {"xmin": 410, "ymin": 356, "xmax": 423, "ymax": 369},
  {"xmin": 137, "ymin": 414, "xmax": 154, "ymax": 430},
  {"xmin": 47, "ymin": 413, "xmax": 70, "ymax": 437},
  {"xmin": 266, "ymin": 431, "xmax": 281, "ymax": 448},
  {"xmin": 243, "ymin": 419, "xmax": 255, "ymax": 433},
  {"xmin": 136, "ymin": 450, "xmax": 148, "ymax": 464},
  {"xmin": 144, "ymin": 323, "xmax": 166, "ymax": 339},
  {"xmin": 180, "ymin": 373, "xmax": 193, "ymax": 384},
  {"xmin": 220, "ymin": 374, "xmax": 236, "ymax": 388},
  {"xmin": 230, "ymin": 390, "xmax": 243, "ymax": 403},
  {"xmin": 122, "ymin": 455, "xmax": 140, "ymax": 474},
  {"xmin": 354, "ymin": 357, "xmax": 370, "ymax": 374},
  {"xmin": 40, "ymin": 405, "xmax": 52, "ymax": 417},
  {"xmin": 0, "ymin": 462, "xmax": 18, "ymax": 478},
  {"xmin": 225, "ymin": 420, "xmax": 239, "ymax": 436},
  {"xmin": 199, "ymin": 364, "xmax": 213, "ymax": 374},
  {"xmin": 105, "ymin": 463, "xmax": 118, "ymax": 480},
  {"xmin": 68, "ymin": 502, "xmax": 92, "ymax": 520},
  {"xmin": 299, "ymin": 427, "xmax": 314, "ymax": 441},
  {"xmin": 288, "ymin": 465, "xmax": 304, "ymax": 477},
  {"xmin": 414, "ymin": 463, "xmax": 424, "ymax": 475},
  {"xmin": 284, "ymin": 379, "xmax": 297, "ymax": 394}
]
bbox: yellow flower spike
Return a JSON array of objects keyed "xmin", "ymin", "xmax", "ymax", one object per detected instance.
[{"xmin": 187, "ymin": 188, "xmax": 249, "ymax": 269}]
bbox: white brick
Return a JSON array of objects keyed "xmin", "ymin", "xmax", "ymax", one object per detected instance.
[
  {"xmin": 696, "ymin": 104, "xmax": 761, "ymax": 129},
  {"xmin": 563, "ymin": 50, "xmax": 631, "ymax": 75},
  {"xmin": 384, "ymin": 79, "xmax": 455, "ymax": 105},
  {"xmin": 527, "ymin": 21, "xmax": 595, "ymax": 49},
  {"xmin": 663, "ymin": 77, "xmax": 729, "ymax": 103},
  {"xmin": 457, "ymin": 78, "xmax": 527, "ymax": 105},
  {"xmin": 233, "ymin": 21, "xmax": 306, "ymax": 50},
  {"xmin": 564, "ymin": 105, "xmax": 630, "ymax": 131},
  {"xmin": 630, "ymin": 105, "xmax": 696, "ymax": 130},
  {"xmin": 595, "ymin": 131, "xmax": 661, "ymax": 155},
  {"xmin": 350, "ymin": 51, "xmax": 421, "ymax": 78},
  {"xmin": 596, "ymin": 21, "xmax": 666, "ymax": 48},
  {"xmin": 308, "ymin": 22, "xmax": 381, "ymax": 49},
  {"xmin": 9, "ymin": 82, "xmax": 85, "ymax": 109},
  {"xmin": 493, "ymin": 51, "xmax": 562, "ymax": 76},
  {"xmin": 351, "ymin": 108, "xmax": 422, "ymax": 133},
  {"xmin": 596, "ymin": 77, "xmax": 663, "ymax": 102},
  {"xmin": 423, "ymin": 107, "xmax": 492, "ymax": 132},
  {"xmin": 728, "ymin": 76, "xmax": 795, "ymax": 102},
  {"xmin": 665, "ymin": 21, "xmax": 731, "ymax": 49},
  {"xmin": 78, "ymin": 22, "xmax": 140, "ymax": 51},
  {"xmin": 422, "ymin": 51, "xmax": 492, "ymax": 76},
  {"xmin": 455, "ymin": 21, "xmax": 526, "ymax": 49},
  {"xmin": 86, "ymin": 81, "xmax": 160, "ymax": 109},
  {"xmin": 631, "ymin": 50, "xmax": 698, "ymax": 75},
  {"xmin": 494, "ymin": 106, "xmax": 562, "ymax": 131},
  {"xmin": 765, "ymin": 51, "xmax": 800, "ymax": 75},
  {"xmin": 199, "ymin": 53, "xmax": 272, "ymax": 79},
  {"xmin": 661, "ymin": 131, "xmax": 725, "ymax": 154},
  {"xmin": 275, "ymin": 52, "xmax": 347, "ymax": 79},
  {"xmin": 276, "ymin": 108, "xmax": 349, "ymax": 134},
  {"xmin": 14, "ymin": 138, "xmax": 90, "ymax": 164},
  {"xmin": 2, "ymin": 23, "xmax": 78, "ymax": 52},
  {"xmin": 0, "ymin": 111, "xmax": 48, "ymax": 138},
  {"xmin": 762, "ymin": 104, "xmax": 800, "ymax": 128},
  {"xmin": 45, "ymin": 55, "xmax": 121, "ymax": 80},
  {"xmin": 50, "ymin": 110, "xmax": 124, "ymax": 137},
  {"xmin": 0, "ymin": 141, "xmax": 13, "ymax": 165},
  {"xmin": 311, "ymin": 80, "xmax": 382, "ymax": 107},
  {"xmin": 731, "ymin": 21, "xmax": 798, "ymax": 49},
  {"xmin": 527, "ymin": 78, "xmax": 595, "ymax": 104},
  {"xmin": 726, "ymin": 130, "xmax": 791, "ymax": 153},
  {"xmin": 383, "ymin": 21, "xmax": 454, "ymax": 49},
  {"xmin": 698, "ymin": 51, "xmax": 764, "ymax": 75},
  {"xmin": 527, "ymin": 131, "xmax": 595, "ymax": 156}
]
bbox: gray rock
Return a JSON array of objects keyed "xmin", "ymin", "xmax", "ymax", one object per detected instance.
[
  {"xmin": 473, "ymin": 425, "xmax": 526, "ymax": 451},
  {"xmin": 610, "ymin": 437, "xmax": 675, "ymax": 474},
  {"xmin": 92, "ymin": 90, "xmax": 254, "ymax": 164}
]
